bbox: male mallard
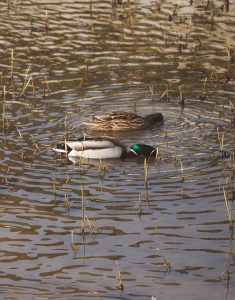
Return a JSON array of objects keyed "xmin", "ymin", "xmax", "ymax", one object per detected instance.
[
  {"xmin": 84, "ymin": 111, "xmax": 163, "ymax": 131},
  {"xmin": 53, "ymin": 136, "xmax": 156, "ymax": 159}
]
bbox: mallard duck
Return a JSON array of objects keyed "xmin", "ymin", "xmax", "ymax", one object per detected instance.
[
  {"xmin": 53, "ymin": 136, "xmax": 156, "ymax": 159},
  {"xmin": 84, "ymin": 111, "xmax": 163, "ymax": 131}
]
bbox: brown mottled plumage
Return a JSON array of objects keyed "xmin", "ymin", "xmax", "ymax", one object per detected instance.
[{"xmin": 86, "ymin": 112, "xmax": 163, "ymax": 131}]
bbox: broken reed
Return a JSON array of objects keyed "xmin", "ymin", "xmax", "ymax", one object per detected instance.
[
  {"xmin": 52, "ymin": 178, "xmax": 56, "ymax": 194},
  {"xmin": 200, "ymin": 76, "xmax": 207, "ymax": 100},
  {"xmin": 2, "ymin": 86, "xmax": 6, "ymax": 130},
  {"xmin": 160, "ymin": 84, "xmax": 170, "ymax": 102},
  {"xmin": 144, "ymin": 158, "xmax": 148, "ymax": 186},
  {"xmin": 230, "ymin": 101, "xmax": 235, "ymax": 125},
  {"xmin": 136, "ymin": 194, "xmax": 142, "ymax": 215},
  {"xmin": 43, "ymin": 75, "xmax": 50, "ymax": 97},
  {"xmin": 10, "ymin": 49, "xmax": 14, "ymax": 78},
  {"xmin": 98, "ymin": 158, "xmax": 106, "ymax": 180},
  {"xmin": 29, "ymin": 134, "xmax": 40, "ymax": 155},
  {"xmin": 64, "ymin": 193, "xmax": 70, "ymax": 211},
  {"xmin": 21, "ymin": 66, "xmax": 30, "ymax": 94},
  {"xmin": 223, "ymin": 187, "xmax": 233, "ymax": 228},
  {"xmin": 226, "ymin": 38, "xmax": 234, "ymax": 63},
  {"xmin": 64, "ymin": 115, "xmax": 69, "ymax": 140},
  {"xmin": 178, "ymin": 157, "xmax": 184, "ymax": 182},
  {"xmin": 178, "ymin": 85, "xmax": 185, "ymax": 108},
  {"xmin": 162, "ymin": 256, "xmax": 172, "ymax": 272},
  {"xmin": 81, "ymin": 181, "xmax": 86, "ymax": 237},
  {"xmin": 217, "ymin": 127, "xmax": 226, "ymax": 158},
  {"xmin": 80, "ymin": 177, "xmax": 98, "ymax": 239},
  {"xmin": 71, "ymin": 230, "xmax": 79, "ymax": 254},
  {"xmin": 173, "ymin": 152, "xmax": 184, "ymax": 182},
  {"xmin": 15, "ymin": 125, "xmax": 24, "ymax": 159},
  {"xmin": 149, "ymin": 84, "xmax": 154, "ymax": 100},
  {"xmin": 144, "ymin": 148, "xmax": 160, "ymax": 186},
  {"xmin": 45, "ymin": 10, "xmax": 48, "ymax": 31},
  {"xmin": 115, "ymin": 260, "xmax": 124, "ymax": 290}
]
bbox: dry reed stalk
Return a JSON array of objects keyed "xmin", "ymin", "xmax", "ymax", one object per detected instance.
[
  {"xmin": 64, "ymin": 115, "xmax": 68, "ymax": 138},
  {"xmin": 29, "ymin": 134, "xmax": 40, "ymax": 155},
  {"xmin": 144, "ymin": 158, "xmax": 148, "ymax": 187},
  {"xmin": 155, "ymin": 143, "xmax": 161, "ymax": 161},
  {"xmin": 2, "ymin": 86, "xmax": 6, "ymax": 130},
  {"xmin": 71, "ymin": 230, "xmax": 79, "ymax": 252},
  {"xmin": 162, "ymin": 256, "xmax": 172, "ymax": 272},
  {"xmin": 52, "ymin": 178, "xmax": 56, "ymax": 194},
  {"xmin": 159, "ymin": 84, "xmax": 169, "ymax": 101},
  {"xmin": 223, "ymin": 187, "xmax": 233, "ymax": 228},
  {"xmin": 149, "ymin": 84, "xmax": 154, "ymax": 100},
  {"xmin": 177, "ymin": 157, "xmax": 184, "ymax": 182},
  {"xmin": 43, "ymin": 75, "xmax": 50, "ymax": 97},
  {"xmin": 202, "ymin": 76, "xmax": 207, "ymax": 94},
  {"xmin": 115, "ymin": 260, "xmax": 124, "ymax": 290},
  {"xmin": 64, "ymin": 194, "xmax": 70, "ymax": 211},
  {"xmin": 15, "ymin": 125, "xmax": 24, "ymax": 159},
  {"xmin": 85, "ymin": 214, "xmax": 94, "ymax": 237},
  {"xmin": 81, "ymin": 182, "xmax": 85, "ymax": 236},
  {"xmin": 217, "ymin": 127, "xmax": 226, "ymax": 158},
  {"xmin": 45, "ymin": 10, "xmax": 48, "ymax": 31},
  {"xmin": 178, "ymin": 85, "xmax": 185, "ymax": 108},
  {"xmin": 10, "ymin": 49, "xmax": 14, "ymax": 78},
  {"xmin": 21, "ymin": 76, "xmax": 33, "ymax": 96}
]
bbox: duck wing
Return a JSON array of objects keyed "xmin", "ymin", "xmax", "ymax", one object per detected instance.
[
  {"xmin": 89, "ymin": 112, "xmax": 144, "ymax": 130},
  {"xmin": 54, "ymin": 137, "xmax": 123, "ymax": 152},
  {"xmin": 54, "ymin": 137, "xmax": 125, "ymax": 159},
  {"xmin": 67, "ymin": 137, "xmax": 116, "ymax": 151},
  {"xmin": 108, "ymin": 112, "xmax": 144, "ymax": 130}
]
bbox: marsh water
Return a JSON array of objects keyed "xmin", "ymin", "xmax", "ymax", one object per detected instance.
[{"xmin": 0, "ymin": 0, "xmax": 235, "ymax": 299}]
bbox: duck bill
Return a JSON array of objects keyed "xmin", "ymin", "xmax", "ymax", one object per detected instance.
[{"xmin": 128, "ymin": 148, "xmax": 138, "ymax": 156}]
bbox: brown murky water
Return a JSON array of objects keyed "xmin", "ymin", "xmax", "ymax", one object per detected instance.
[{"xmin": 0, "ymin": 0, "xmax": 235, "ymax": 299}]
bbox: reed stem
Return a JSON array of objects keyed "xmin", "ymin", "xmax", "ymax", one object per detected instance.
[
  {"xmin": 115, "ymin": 260, "xmax": 124, "ymax": 290},
  {"xmin": 10, "ymin": 49, "xmax": 14, "ymax": 78},
  {"xmin": 144, "ymin": 158, "xmax": 148, "ymax": 187},
  {"xmin": 223, "ymin": 187, "xmax": 233, "ymax": 228}
]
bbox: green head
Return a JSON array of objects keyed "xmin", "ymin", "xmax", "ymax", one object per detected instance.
[{"xmin": 129, "ymin": 144, "xmax": 156, "ymax": 158}]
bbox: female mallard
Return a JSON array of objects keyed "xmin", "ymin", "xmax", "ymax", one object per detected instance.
[
  {"xmin": 53, "ymin": 136, "xmax": 156, "ymax": 159},
  {"xmin": 84, "ymin": 111, "xmax": 163, "ymax": 131}
]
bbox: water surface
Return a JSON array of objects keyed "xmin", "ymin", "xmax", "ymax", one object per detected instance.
[{"xmin": 0, "ymin": 0, "xmax": 235, "ymax": 299}]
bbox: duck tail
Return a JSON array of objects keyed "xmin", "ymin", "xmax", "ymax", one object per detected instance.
[
  {"xmin": 53, "ymin": 142, "xmax": 72, "ymax": 154},
  {"xmin": 145, "ymin": 113, "xmax": 163, "ymax": 125}
]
